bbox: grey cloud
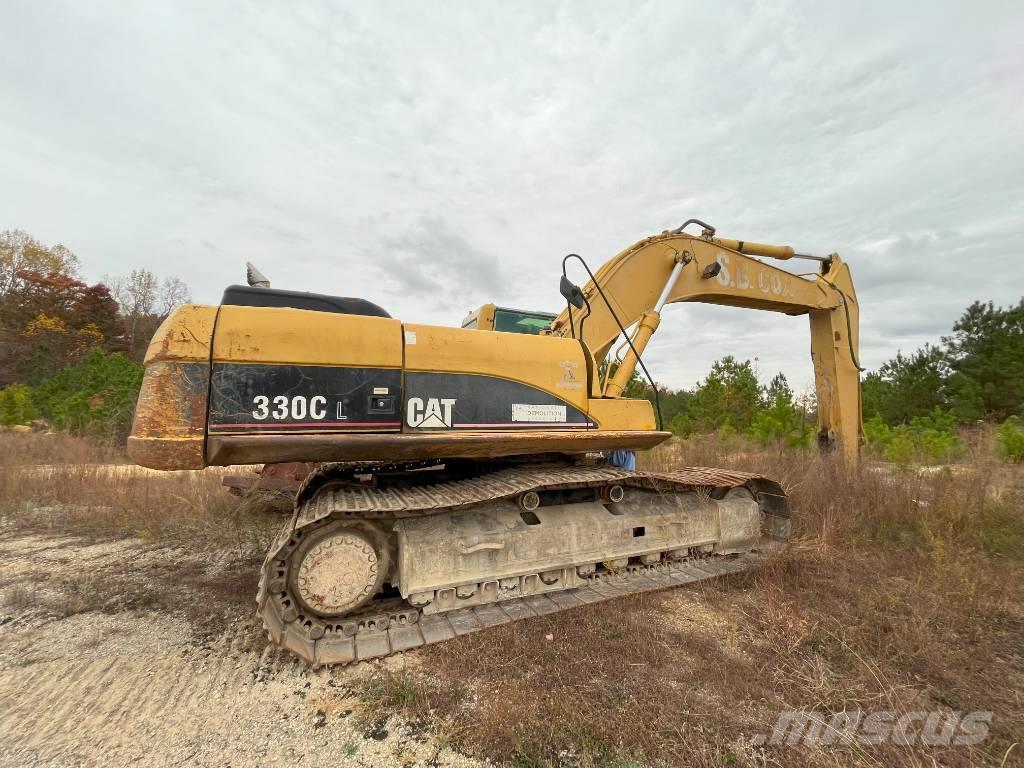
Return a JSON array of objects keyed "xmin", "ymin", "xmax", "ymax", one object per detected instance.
[
  {"xmin": 374, "ymin": 216, "xmax": 505, "ymax": 305},
  {"xmin": 0, "ymin": 1, "xmax": 1021, "ymax": 389}
]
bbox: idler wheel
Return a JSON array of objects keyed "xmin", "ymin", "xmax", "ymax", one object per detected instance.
[{"xmin": 290, "ymin": 523, "xmax": 388, "ymax": 617}]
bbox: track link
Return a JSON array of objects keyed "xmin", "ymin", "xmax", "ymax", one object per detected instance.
[{"xmin": 257, "ymin": 465, "xmax": 789, "ymax": 666}]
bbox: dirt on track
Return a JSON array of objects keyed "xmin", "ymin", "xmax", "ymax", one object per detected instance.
[{"xmin": 0, "ymin": 526, "xmax": 483, "ymax": 768}]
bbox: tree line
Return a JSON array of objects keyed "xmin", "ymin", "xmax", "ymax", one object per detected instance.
[
  {"xmin": 620, "ymin": 357, "xmax": 815, "ymax": 449},
  {"xmin": 858, "ymin": 299, "xmax": 1024, "ymax": 462},
  {"xmin": 861, "ymin": 299, "xmax": 1024, "ymax": 424},
  {"xmin": 628, "ymin": 298, "xmax": 1023, "ymax": 461},
  {"xmin": 0, "ymin": 229, "xmax": 191, "ymax": 440}
]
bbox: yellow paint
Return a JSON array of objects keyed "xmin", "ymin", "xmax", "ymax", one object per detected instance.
[
  {"xmin": 461, "ymin": 303, "xmax": 496, "ymax": 330},
  {"xmin": 605, "ymin": 311, "xmax": 661, "ymax": 397},
  {"xmin": 587, "ymin": 398, "xmax": 656, "ymax": 431},
  {"xmin": 403, "ymin": 323, "xmax": 590, "ymax": 412},
  {"xmin": 550, "ymin": 231, "xmax": 862, "ymax": 462},
  {"xmin": 809, "ymin": 257, "xmax": 862, "ymax": 462},
  {"xmin": 551, "ymin": 234, "xmax": 838, "ymax": 361},
  {"xmin": 144, "ymin": 305, "xmax": 217, "ymax": 363},
  {"xmin": 711, "ymin": 238, "xmax": 796, "ymax": 260},
  {"xmin": 212, "ymin": 306, "xmax": 403, "ymax": 367}
]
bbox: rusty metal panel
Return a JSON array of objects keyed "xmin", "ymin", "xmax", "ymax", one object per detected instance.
[{"xmin": 127, "ymin": 361, "xmax": 209, "ymax": 470}]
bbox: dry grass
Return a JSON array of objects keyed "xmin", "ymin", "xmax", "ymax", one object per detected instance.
[
  {"xmin": 0, "ymin": 433, "xmax": 276, "ymax": 550},
  {"xmin": 363, "ymin": 438, "xmax": 1024, "ymax": 767},
  {"xmin": 0, "ymin": 430, "xmax": 125, "ymax": 466},
  {"xmin": 0, "ymin": 432, "xmax": 280, "ymax": 640}
]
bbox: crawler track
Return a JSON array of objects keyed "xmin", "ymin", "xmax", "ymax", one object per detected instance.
[{"xmin": 257, "ymin": 465, "xmax": 789, "ymax": 666}]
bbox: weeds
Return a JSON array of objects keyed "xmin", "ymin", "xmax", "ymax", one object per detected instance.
[
  {"xmin": 0, "ymin": 434, "xmax": 277, "ymax": 552},
  {"xmin": 360, "ymin": 675, "xmax": 423, "ymax": 710},
  {"xmin": 0, "ymin": 430, "xmax": 123, "ymax": 465},
  {"xmin": 863, "ymin": 409, "xmax": 965, "ymax": 464},
  {"xmin": 393, "ymin": 440, "xmax": 1024, "ymax": 767},
  {"xmin": 998, "ymin": 416, "xmax": 1024, "ymax": 463},
  {"xmin": 357, "ymin": 671, "xmax": 465, "ymax": 719}
]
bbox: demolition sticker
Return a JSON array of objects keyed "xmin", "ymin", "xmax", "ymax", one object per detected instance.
[{"xmin": 511, "ymin": 403, "xmax": 567, "ymax": 423}]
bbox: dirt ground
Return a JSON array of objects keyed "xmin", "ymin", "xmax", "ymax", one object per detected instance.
[{"xmin": 0, "ymin": 525, "xmax": 484, "ymax": 768}]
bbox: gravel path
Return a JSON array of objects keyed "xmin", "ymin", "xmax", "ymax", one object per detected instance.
[{"xmin": 0, "ymin": 528, "xmax": 485, "ymax": 767}]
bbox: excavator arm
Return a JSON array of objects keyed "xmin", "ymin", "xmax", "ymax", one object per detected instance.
[{"xmin": 551, "ymin": 222, "xmax": 862, "ymax": 461}]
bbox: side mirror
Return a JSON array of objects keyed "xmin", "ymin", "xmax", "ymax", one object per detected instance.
[{"xmin": 559, "ymin": 275, "xmax": 586, "ymax": 309}]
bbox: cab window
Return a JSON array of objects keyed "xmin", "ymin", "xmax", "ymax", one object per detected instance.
[{"xmin": 493, "ymin": 309, "xmax": 555, "ymax": 335}]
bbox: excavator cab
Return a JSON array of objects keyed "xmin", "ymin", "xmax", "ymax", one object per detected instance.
[{"xmin": 461, "ymin": 303, "xmax": 556, "ymax": 334}]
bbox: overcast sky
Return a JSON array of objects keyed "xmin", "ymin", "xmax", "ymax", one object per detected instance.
[{"xmin": 3, "ymin": 1, "xmax": 1022, "ymax": 392}]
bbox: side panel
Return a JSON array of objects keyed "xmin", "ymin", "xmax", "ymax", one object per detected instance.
[
  {"xmin": 586, "ymin": 398, "xmax": 656, "ymax": 431},
  {"xmin": 143, "ymin": 304, "xmax": 217, "ymax": 363},
  {"xmin": 208, "ymin": 308, "xmax": 404, "ymax": 435},
  {"xmin": 209, "ymin": 364, "xmax": 401, "ymax": 434},
  {"xmin": 129, "ymin": 361, "xmax": 210, "ymax": 469},
  {"xmin": 212, "ymin": 306, "xmax": 402, "ymax": 367},
  {"xmin": 403, "ymin": 372, "xmax": 592, "ymax": 430},
  {"xmin": 403, "ymin": 323, "xmax": 589, "ymax": 411},
  {"xmin": 402, "ymin": 323, "xmax": 592, "ymax": 431}
]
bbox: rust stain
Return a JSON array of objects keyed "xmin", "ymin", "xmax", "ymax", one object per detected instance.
[
  {"xmin": 130, "ymin": 362, "xmax": 209, "ymax": 471},
  {"xmin": 144, "ymin": 306, "xmax": 215, "ymax": 364},
  {"xmin": 131, "ymin": 363, "xmax": 206, "ymax": 437}
]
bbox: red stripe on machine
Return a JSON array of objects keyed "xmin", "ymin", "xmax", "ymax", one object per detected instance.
[
  {"xmin": 209, "ymin": 422, "xmax": 401, "ymax": 429},
  {"xmin": 451, "ymin": 423, "xmax": 594, "ymax": 428}
]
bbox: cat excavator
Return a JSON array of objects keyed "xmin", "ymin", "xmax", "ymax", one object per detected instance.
[{"xmin": 128, "ymin": 218, "xmax": 861, "ymax": 665}]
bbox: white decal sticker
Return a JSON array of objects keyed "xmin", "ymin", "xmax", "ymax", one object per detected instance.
[
  {"xmin": 407, "ymin": 397, "xmax": 457, "ymax": 428},
  {"xmin": 404, "ymin": 330, "xmax": 417, "ymax": 345},
  {"xmin": 718, "ymin": 250, "xmax": 797, "ymax": 297},
  {"xmin": 372, "ymin": 387, "xmax": 389, "ymax": 395},
  {"xmin": 512, "ymin": 403, "xmax": 567, "ymax": 423}
]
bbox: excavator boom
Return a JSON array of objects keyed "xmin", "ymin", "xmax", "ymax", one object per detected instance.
[{"xmin": 550, "ymin": 224, "xmax": 862, "ymax": 460}]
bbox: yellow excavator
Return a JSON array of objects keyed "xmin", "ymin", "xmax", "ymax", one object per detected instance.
[{"xmin": 128, "ymin": 218, "xmax": 861, "ymax": 665}]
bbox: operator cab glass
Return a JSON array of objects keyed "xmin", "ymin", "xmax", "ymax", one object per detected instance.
[
  {"xmin": 493, "ymin": 308, "xmax": 555, "ymax": 334},
  {"xmin": 461, "ymin": 305, "xmax": 555, "ymax": 335}
]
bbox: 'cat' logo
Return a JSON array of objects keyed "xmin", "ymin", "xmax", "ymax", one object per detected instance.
[{"xmin": 407, "ymin": 397, "xmax": 457, "ymax": 428}]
